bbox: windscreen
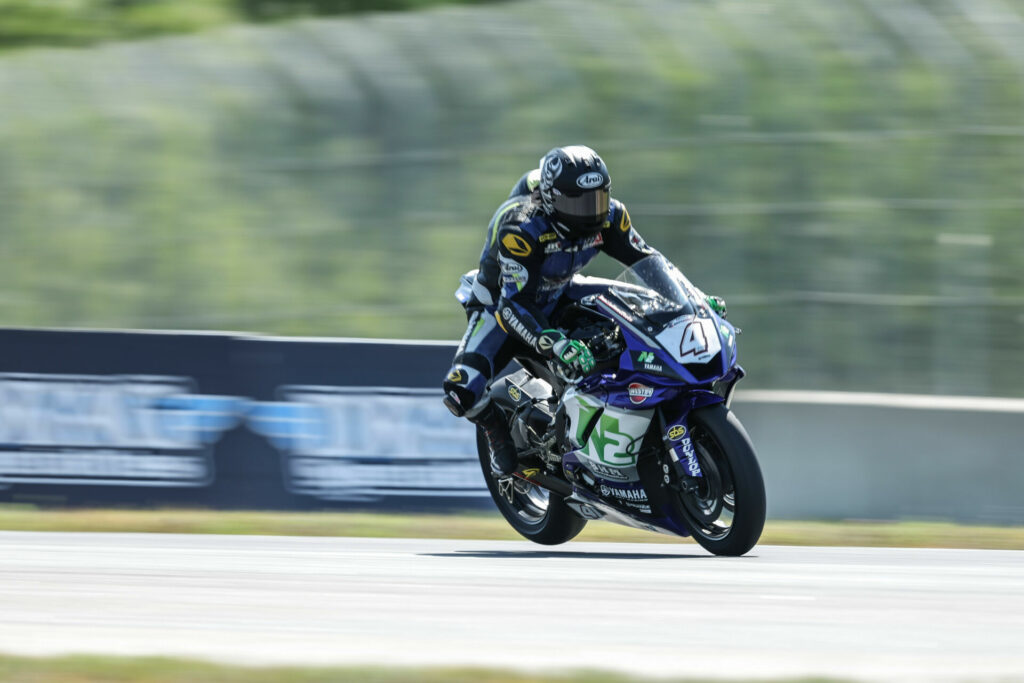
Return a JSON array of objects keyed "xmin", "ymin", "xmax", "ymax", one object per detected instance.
[{"xmin": 608, "ymin": 254, "xmax": 700, "ymax": 319}]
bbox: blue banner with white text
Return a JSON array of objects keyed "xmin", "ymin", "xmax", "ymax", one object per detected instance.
[{"xmin": 0, "ymin": 329, "xmax": 488, "ymax": 509}]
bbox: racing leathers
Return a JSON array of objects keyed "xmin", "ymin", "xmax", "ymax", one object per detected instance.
[{"xmin": 443, "ymin": 171, "xmax": 658, "ymax": 424}]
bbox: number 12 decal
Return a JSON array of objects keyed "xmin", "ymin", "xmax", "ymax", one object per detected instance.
[{"xmin": 679, "ymin": 321, "xmax": 708, "ymax": 359}]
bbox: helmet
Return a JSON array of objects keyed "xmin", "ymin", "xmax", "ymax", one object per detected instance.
[{"xmin": 538, "ymin": 145, "xmax": 611, "ymax": 237}]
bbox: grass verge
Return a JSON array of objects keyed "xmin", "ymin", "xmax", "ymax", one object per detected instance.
[
  {"xmin": 0, "ymin": 654, "xmax": 850, "ymax": 683},
  {"xmin": 0, "ymin": 505, "xmax": 1021, "ymax": 549}
]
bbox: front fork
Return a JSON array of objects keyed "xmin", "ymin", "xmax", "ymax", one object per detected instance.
[
  {"xmin": 659, "ymin": 367, "xmax": 745, "ymax": 484},
  {"xmin": 658, "ymin": 410, "xmax": 704, "ymax": 482}
]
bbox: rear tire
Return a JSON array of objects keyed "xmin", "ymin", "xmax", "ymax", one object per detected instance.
[
  {"xmin": 668, "ymin": 405, "xmax": 766, "ymax": 556},
  {"xmin": 476, "ymin": 428, "xmax": 587, "ymax": 545}
]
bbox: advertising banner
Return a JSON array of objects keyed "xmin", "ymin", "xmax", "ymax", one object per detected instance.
[{"xmin": 0, "ymin": 329, "xmax": 487, "ymax": 508}]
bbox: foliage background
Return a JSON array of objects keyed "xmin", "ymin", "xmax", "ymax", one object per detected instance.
[{"xmin": 0, "ymin": 0, "xmax": 1021, "ymax": 396}]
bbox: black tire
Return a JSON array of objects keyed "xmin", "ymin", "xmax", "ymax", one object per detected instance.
[
  {"xmin": 668, "ymin": 405, "xmax": 766, "ymax": 556},
  {"xmin": 476, "ymin": 428, "xmax": 587, "ymax": 545}
]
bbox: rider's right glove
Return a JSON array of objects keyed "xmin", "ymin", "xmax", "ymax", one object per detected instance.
[
  {"xmin": 705, "ymin": 295, "xmax": 727, "ymax": 319},
  {"xmin": 551, "ymin": 337, "xmax": 595, "ymax": 378}
]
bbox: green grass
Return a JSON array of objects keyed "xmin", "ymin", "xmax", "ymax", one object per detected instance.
[
  {"xmin": 0, "ymin": 0, "xmax": 505, "ymax": 50},
  {"xmin": 0, "ymin": 654, "xmax": 852, "ymax": 683},
  {"xmin": 0, "ymin": 505, "xmax": 1021, "ymax": 550}
]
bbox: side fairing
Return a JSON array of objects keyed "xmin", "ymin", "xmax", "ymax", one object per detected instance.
[{"xmin": 562, "ymin": 386, "xmax": 654, "ymax": 482}]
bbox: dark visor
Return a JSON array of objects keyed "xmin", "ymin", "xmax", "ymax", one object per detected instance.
[{"xmin": 553, "ymin": 189, "xmax": 610, "ymax": 220}]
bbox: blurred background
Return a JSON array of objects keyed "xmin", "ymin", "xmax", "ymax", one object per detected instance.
[{"xmin": 1, "ymin": 0, "xmax": 1021, "ymax": 397}]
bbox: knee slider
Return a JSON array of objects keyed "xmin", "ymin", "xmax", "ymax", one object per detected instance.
[{"xmin": 442, "ymin": 365, "xmax": 484, "ymax": 418}]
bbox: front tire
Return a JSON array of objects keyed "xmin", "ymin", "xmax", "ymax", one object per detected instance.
[
  {"xmin": 476, "ymin": 428, "xmax": 587, "ymax": 545},
  {"xmin": 668, "ymin": 405, "xmax": 766, "ymax": 556}
]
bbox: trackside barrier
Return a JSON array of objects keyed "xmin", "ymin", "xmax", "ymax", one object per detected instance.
[{"xmin": 1, "ymin": 328, "xmax": 1021, "ymax": 522}]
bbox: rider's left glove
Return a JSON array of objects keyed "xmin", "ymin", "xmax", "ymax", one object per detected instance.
[
  {"xmin": 705, "ymin": 295, "xmax": 727, "ymax": 318},
  {"xmin": 551, "ymin": 337, "xmax": 595, "ymax": 378}
]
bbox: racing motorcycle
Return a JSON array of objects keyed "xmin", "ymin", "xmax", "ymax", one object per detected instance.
[{"xmin": 457, "ymin": 254, "xmax": 765, "ymax": 556}]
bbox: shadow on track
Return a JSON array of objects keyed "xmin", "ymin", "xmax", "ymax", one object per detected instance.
[{"xmin": 421, "ymin": 550, "xmax": 708, "ymax": 560}]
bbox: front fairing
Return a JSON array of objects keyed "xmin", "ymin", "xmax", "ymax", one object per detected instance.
[{"xmin": 583, "ymin": 255, "xmax": 739, "ymax": 395}]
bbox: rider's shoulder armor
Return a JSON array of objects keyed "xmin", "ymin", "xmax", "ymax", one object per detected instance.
[{"xmin": 478, "ymin": 196, "xmax": 540, "ymax": 294}]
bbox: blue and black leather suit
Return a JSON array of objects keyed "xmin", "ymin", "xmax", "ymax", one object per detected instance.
[{"xmin": 443, "ymin": 171, "xmax": 658, "ymax": 418}]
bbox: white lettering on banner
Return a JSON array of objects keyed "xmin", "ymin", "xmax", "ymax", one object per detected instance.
[
  {"xmin": 246, "ymin": 387, "xmax": 486, "ymax": 501},
  {"xmin": 0, "ymin": 374, "xmax": 243, "ymax": 486},
  {"xmin": 0, "ymin": 452, "xmax": 208, "ymax": 481}
]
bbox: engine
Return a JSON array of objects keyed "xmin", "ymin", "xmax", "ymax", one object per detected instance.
[{"xmin": 490, "ymin": 369, "xmax": 565, "ymax": 463}]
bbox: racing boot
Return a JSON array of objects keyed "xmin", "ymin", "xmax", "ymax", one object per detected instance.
[{"xmin": 472, "ymin": 404, "xmax": 518, "ymax": 476}]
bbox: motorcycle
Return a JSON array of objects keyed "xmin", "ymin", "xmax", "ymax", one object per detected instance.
[{"xmin": 458, "ymin": 253, "xmax": 766, "ymax": 557}]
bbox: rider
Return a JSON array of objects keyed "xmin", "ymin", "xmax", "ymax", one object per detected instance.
[{"xmin": 442, "ymin": 145, "xmax": 719, "ymax": 475}]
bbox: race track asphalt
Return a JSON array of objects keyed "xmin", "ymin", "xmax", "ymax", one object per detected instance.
[{"xmin": 0, "ymin": 532, "xmax": 1021, "ymax": 681}]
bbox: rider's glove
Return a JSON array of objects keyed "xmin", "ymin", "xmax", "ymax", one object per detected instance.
[
  {"xmin": 551, "ymin": 337, "xmax": 595, "ymax": 378},
  {"xmin": 705, "ymin": 295, "xmax": 727, "ymax": 318}
]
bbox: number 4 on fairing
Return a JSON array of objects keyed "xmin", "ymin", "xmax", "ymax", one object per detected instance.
[{"xmin": 679, "ymin": 321, "xmax": 707, "ymax": 359}]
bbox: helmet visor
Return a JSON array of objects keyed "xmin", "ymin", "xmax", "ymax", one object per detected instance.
[{"xmin": 552, "ymin": 189, "xmax": 610, "ymax": 224}]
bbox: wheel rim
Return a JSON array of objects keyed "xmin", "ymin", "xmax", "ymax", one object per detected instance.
[{"xmin": 675, "ymin": 426, "xmax": 736, "ymax": 541}]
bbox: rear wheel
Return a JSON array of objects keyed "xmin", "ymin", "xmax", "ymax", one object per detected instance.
[
  {"xmin": 476, "ymin": 428, "xmax": 587, "ymax": 545},
  {"xmin": 668, "ymin": 405, "xmax": 765, "ymax": 556}
]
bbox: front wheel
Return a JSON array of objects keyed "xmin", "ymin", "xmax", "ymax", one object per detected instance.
[
  {"xmin": 668, "ymin": 405, "xmax": 766, "ymax": 556},
  {"xmin": 476, "ymin": 428, "xmax": 587, "ymax": 545}
]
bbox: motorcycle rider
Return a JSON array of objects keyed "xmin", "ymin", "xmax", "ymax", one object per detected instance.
[{"xmin": 442, "ymin": 145, "xmax": 724, "ymax": 476}]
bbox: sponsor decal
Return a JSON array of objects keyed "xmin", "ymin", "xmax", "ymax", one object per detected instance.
[
  {"xmin": 576, "ymin": 172, "xmax": 605, "ymax": 189},
  {"xmin": 619, "ymin": 207, "xmax": 632, "ymax": 232},
  {"xmin": 599, "ymin": 484, "xmax": 649, "ymax": 503},
  {"xmin": 507, "ymin": 384, "xmax": 522, "ymax": 402},
  {"xmin": 539, "ymin": 232, "xmax": 558, "ymax": 242},
  {"xmin": 627, "ymin": 228, "xmax": 651, "ymax": 253},
  {"xmin": 597, "ymin": 295, "xmax": 635, "ymax": 323},
  {"xmin": 0, "ymin": 374, "xmax": 243, "ymax": 487},
  {"xmin": 680, "ymin": 437, "xmax": 702, "ymax": 477},
  {"xmin": 522, "ymin": 467, "xmax": 539, "ymax": 478},
  {"xmin": 446, "ymin": 369, "xmax": 464, "ymax": 383},
  {"xmin": 629, "ymin": 351, "xmax": 672, "ymax": 376},
  {"xmin": 570, "ymin": 502, "xmax": 603, "ymax": 520},
  {"xmin": 628, "ymin": 383, "xmax": 654, "ymax": 405},
  {"xmin": 501, "ymin": 233, "xmax": 532, "ymax": 257},
  {"xmin": 623, "ymin": 501, "xmax": 652, "ymax": 514},
  {"xmin": 545, "ymin": 232, "xmax": 604, "ymax": 254},
  {"xmin": 499, "ymin": 258, "xmax": 529, "ymax": 290},
  {"xmin": 537, "ymin": 331, "xmax": 562, "ymax": 352},
  {"xmin": 500, "ymin": 307, "xmax": 538, "ymax": 347},
  {"xmin": 587, "ymin": 461, "xmax": 631, "ymax": 482},
  {"xmin": 667, "ymin": 424, "xmax": 687, "ymax": 441}
]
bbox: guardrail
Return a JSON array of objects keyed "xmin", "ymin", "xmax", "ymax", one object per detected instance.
[{"xmin": 1, "ymin": 328, "xmax": 1021, "ymax": 523}]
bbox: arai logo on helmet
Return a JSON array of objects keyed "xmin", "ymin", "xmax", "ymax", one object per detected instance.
[
  {"xmin": 576, "ymin": 172, "xmax": 605, "ymax": 189},
  {"xmin": 628, "ymin": 383, "xmax": 654, "ymax": 404}
]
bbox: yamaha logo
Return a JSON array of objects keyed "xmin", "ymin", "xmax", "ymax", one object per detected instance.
[
  {"xmin": 628, "ymin": 383, "xmax": 654, "ymax": 404},
  {"xmin": 576, "ymin": 172, "xmax": 605, "ymax": 189}
]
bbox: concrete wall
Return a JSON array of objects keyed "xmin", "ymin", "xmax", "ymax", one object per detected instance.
[{"xmin": 734, "ymin": 391, "xmax": 1024, "ymax": 523}]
